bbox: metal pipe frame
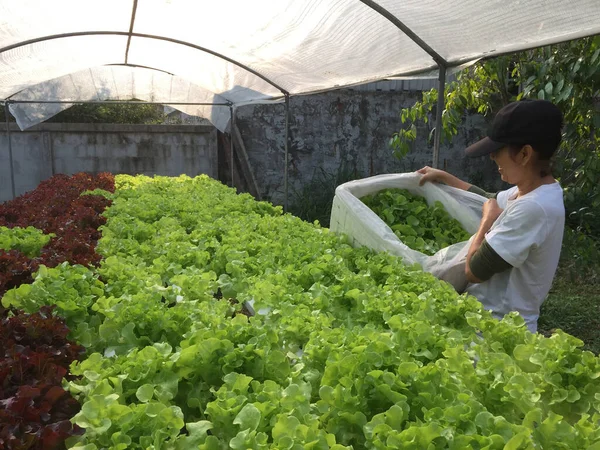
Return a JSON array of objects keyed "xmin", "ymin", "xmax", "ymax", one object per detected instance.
[
  {"xmin": 229, "ymin": 106, "xmax": 235, "ymax": 189},
  {"xmin": 107, "ymin": 63, "xmax": 175, "ymax": 76},
  {"xmin": 284, "ymin": 95, "xmax": 290, "ymax": 213},
  {"xmin": 432, "ymin": 64, "xmax": 446, "ymax": 169},
  {"xmin": 125, "ymin": 0, "xmax": 139, "ymax": 64},
  {"xmin": 0, "ymin": 14, "xmax": 594, "ymax": 94},
  {"xmin": 2, "ymin": 8, "xmax": 598, "ymax": 178},
  {"xmin": 4, "ymin": 103, "xmax": 16, "ymax": 199},
  {"xmin": 5, "ymin": 63, "xmax": 197, "ymax": 100},
  {"xmin": 6, "ymin": 100, "xmax": 231, "ymax": 106},
  {"xmin": 357, "ymin": 0, "xmax": 446, "ymax": 66},
  {"xmin": 357, "ymin": 0, "xmax": 448, "ymax": 168},
  {"xmin": 0, "ymin": 31, "xmax": 289, "ymax": 96},
  {"xmin": 15, "ymin": 4, "xmax": 587, "ymax": 193}
]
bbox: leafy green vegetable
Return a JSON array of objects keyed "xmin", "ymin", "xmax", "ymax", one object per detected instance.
[
  {"xmin": 3, "ymin": 174, "xmax": 599, "ymax": 449},
  {"xmin": 0, "ymin": 225, "xmax": 54, "ymax": 257},
  {"xmin": 1, "ymin": 263, "xmax": 104, "ymax": 347},
  {"xmin": 361, "ymin": 188, "xmax": 471, "ymax": 255}
]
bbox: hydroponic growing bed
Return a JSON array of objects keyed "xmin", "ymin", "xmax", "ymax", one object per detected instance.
[{"xmin": 1, "ymin": 174, "xmax": 599, "ymax": 449}]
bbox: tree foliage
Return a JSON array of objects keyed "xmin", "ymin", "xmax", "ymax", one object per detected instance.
[
  {"xmin": 391, "ymin": 36, "xmax": 600, "ymax": 235},
  {"xmin": 0, "ymin": 100, "xmax": 166, "ymax": 124}
]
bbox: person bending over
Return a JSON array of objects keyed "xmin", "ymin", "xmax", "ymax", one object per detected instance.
[{"xmin": 418, "ymin": 99, "xmax": 565, "ymax": 333}]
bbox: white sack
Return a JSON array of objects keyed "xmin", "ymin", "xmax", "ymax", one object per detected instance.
[{"xmin": 330, "ymin": 172, "xmax": 487, "ymax": 290}]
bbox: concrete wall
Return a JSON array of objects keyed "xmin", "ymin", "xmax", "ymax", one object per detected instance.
[
  {"xmin": 0, "ymin": 123, "xmax": 217, "ymax": 202},
  {"xmin": 235, "ymin": 89, "xmax": 502, "ymax": 205},
  {"xmin": 1, "ymin": 90, "xmax": 503, "ymax": 206}
]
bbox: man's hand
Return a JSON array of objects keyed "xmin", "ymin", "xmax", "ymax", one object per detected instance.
[
  {"xmin": 482, "ymin": 199, "xmax": 503, "ymax": 226},
  {"xmin": 416, "ymin": 166, "xmax": 449, "ymax": 186},
  {"xmin": 416, "ymin": 167, "xmax": 472, "ymax": 191}
]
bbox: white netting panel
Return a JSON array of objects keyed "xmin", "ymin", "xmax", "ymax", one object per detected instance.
[
  {"xmin": 8, "ymin": 66, "xmax": 233, "ymax": 131},
  {"xmin": 2, "ymin": 0, "xmax": 600, "ymax": 129},
  {"xmin": 132, "ymin": 0, "xmax": 435, "ymax": 94},
  {"xmin": 126, "ymin": 37, "xmax": 281, "ymax": 101},
  {"xmin": 0, "ymin": 0, "xmax": 131, "ymax": 48},
  {"xmin": 0, "ymin": 35, "xmax": 128, "ymax": 100},
  {"xmin": 377, "ymin": 0, "xmax": 600, "ymax": 63}
]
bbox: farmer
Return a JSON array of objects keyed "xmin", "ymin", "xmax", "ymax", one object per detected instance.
[{"xmin": 417, "ymin": 99, "xmax": 565, "ymax": 333}]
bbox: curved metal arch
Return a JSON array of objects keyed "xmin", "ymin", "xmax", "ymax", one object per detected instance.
[
  {"xmin": 125, "ymin": 0, "xmax": 139, "ymax": 64},
  {"xmin": 3, "ymin": 63, "xmax": 177, "ymax": 100},
  {"xmin": 0, "ymin": 31, "xmax": 289, "ymax": 95},
  {"xmin": 3, "ymin": 64, "xmax": 232, "ymax": 105},
  {"xmin": 357, "ymin": 0, "xmax": 446, "ymax": 66},
  {"xmin": 106, "ymin": 63, "xmax": 175, "ymax": 76},
  {"xmin": 356, "ymin": 0, "xmax": 447, "ymax": 170},
  {"xmin": 4, "ymin": 99, "xmax": 231, "ymax": 106}
]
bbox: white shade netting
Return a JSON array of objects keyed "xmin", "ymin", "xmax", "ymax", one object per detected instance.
[
  {"xmin": 7, "ymin": 65, "xmax": 280, "ymax": 131},
  {"xmin": 1, "ymin": 0, "xmax": 599, "ymax": 129}
]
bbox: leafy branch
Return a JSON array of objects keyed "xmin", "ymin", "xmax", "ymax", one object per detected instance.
[{"xmin": 391, "ymin": 36, "xmax": 600, "ymax": 235}]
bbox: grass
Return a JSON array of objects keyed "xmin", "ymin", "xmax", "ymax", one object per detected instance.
[
  {"xmin": 537, "ymin": 227, "xmax": 600, "ymax": 354},
  {"xmin": 288, "ymin": 164, "xmax": 362, "ymax": 228},
  {"xmin": 538, "ymin": 268, "xmax": 600, "ymax": 355}
]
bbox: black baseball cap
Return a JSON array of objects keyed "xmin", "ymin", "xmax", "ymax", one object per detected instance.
[{"xmin": 465, "ymin": 99, "xmax": 563, "ymax": 158}]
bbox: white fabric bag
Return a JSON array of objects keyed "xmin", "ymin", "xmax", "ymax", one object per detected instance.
[{"xmin": 330, "ymin": 173, "xmax": 486, "ymax": 291}]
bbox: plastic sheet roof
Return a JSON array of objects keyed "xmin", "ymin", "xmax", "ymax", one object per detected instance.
[{"xmin": 2, "ymin": 0, "xmax": 600, "ymax": 130}]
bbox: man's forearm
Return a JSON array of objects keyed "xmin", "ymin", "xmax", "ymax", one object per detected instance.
[
  {"xmin": 465, "ymin": 217, "xmax": 496, "ymax": 283},
  {"xmin": 439, "ymin": 172, "xmax": 472, "ymax": 191},
  {"xmin": 468, "ymin": 185, "xmax": 497, "ymax": 199}
]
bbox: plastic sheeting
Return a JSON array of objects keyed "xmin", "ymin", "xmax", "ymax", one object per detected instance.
[
  {"xmin": 1, "ymin": 0, "xmax": 600, "ymax": 129},
  {"xmin": 6, "ymin": 66, "xmax": 281, "ymax": 131}
]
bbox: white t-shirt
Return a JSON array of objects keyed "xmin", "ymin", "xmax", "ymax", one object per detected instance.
[{"xmin": 466, "ymin": 182, "xmax": 565, "ymax": 333}]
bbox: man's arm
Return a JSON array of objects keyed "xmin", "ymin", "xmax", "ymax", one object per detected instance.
[
  {"xmin": 465, "ymin": 199, "xmax": 508, "ymax": 283},
  {"xmin": 417, "ymin": 167, "xmax": 472, "ymax": 190},
  {"xmin": 467, "ymin": 239, "xmax": 513, "ymax": 282},
  {"xmin": 438, "ymin": 175, "xmax": 498, "ymax": 198},
  {"xmin": 417, "ymin": 167, "xmax": 498, "ymax": 198},
  {"xmin": 467, "ymin": 185, "xmax": 498, "ymax": 199},
  {"xmin": 469, "ymin": 200, "xmax": 549, "ymax": 279}
]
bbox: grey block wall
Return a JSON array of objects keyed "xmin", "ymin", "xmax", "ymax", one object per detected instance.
[
  {"xmin": 235, "ymin": 89, "xmax": 502, "ymax": 205},
  {"xmin": 0, "ymin": 123, "xmax": 218, "ymax": 202},
  {"xmin": 1, "ymin": 90, "xmax": 503, "ymax": 206}
]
